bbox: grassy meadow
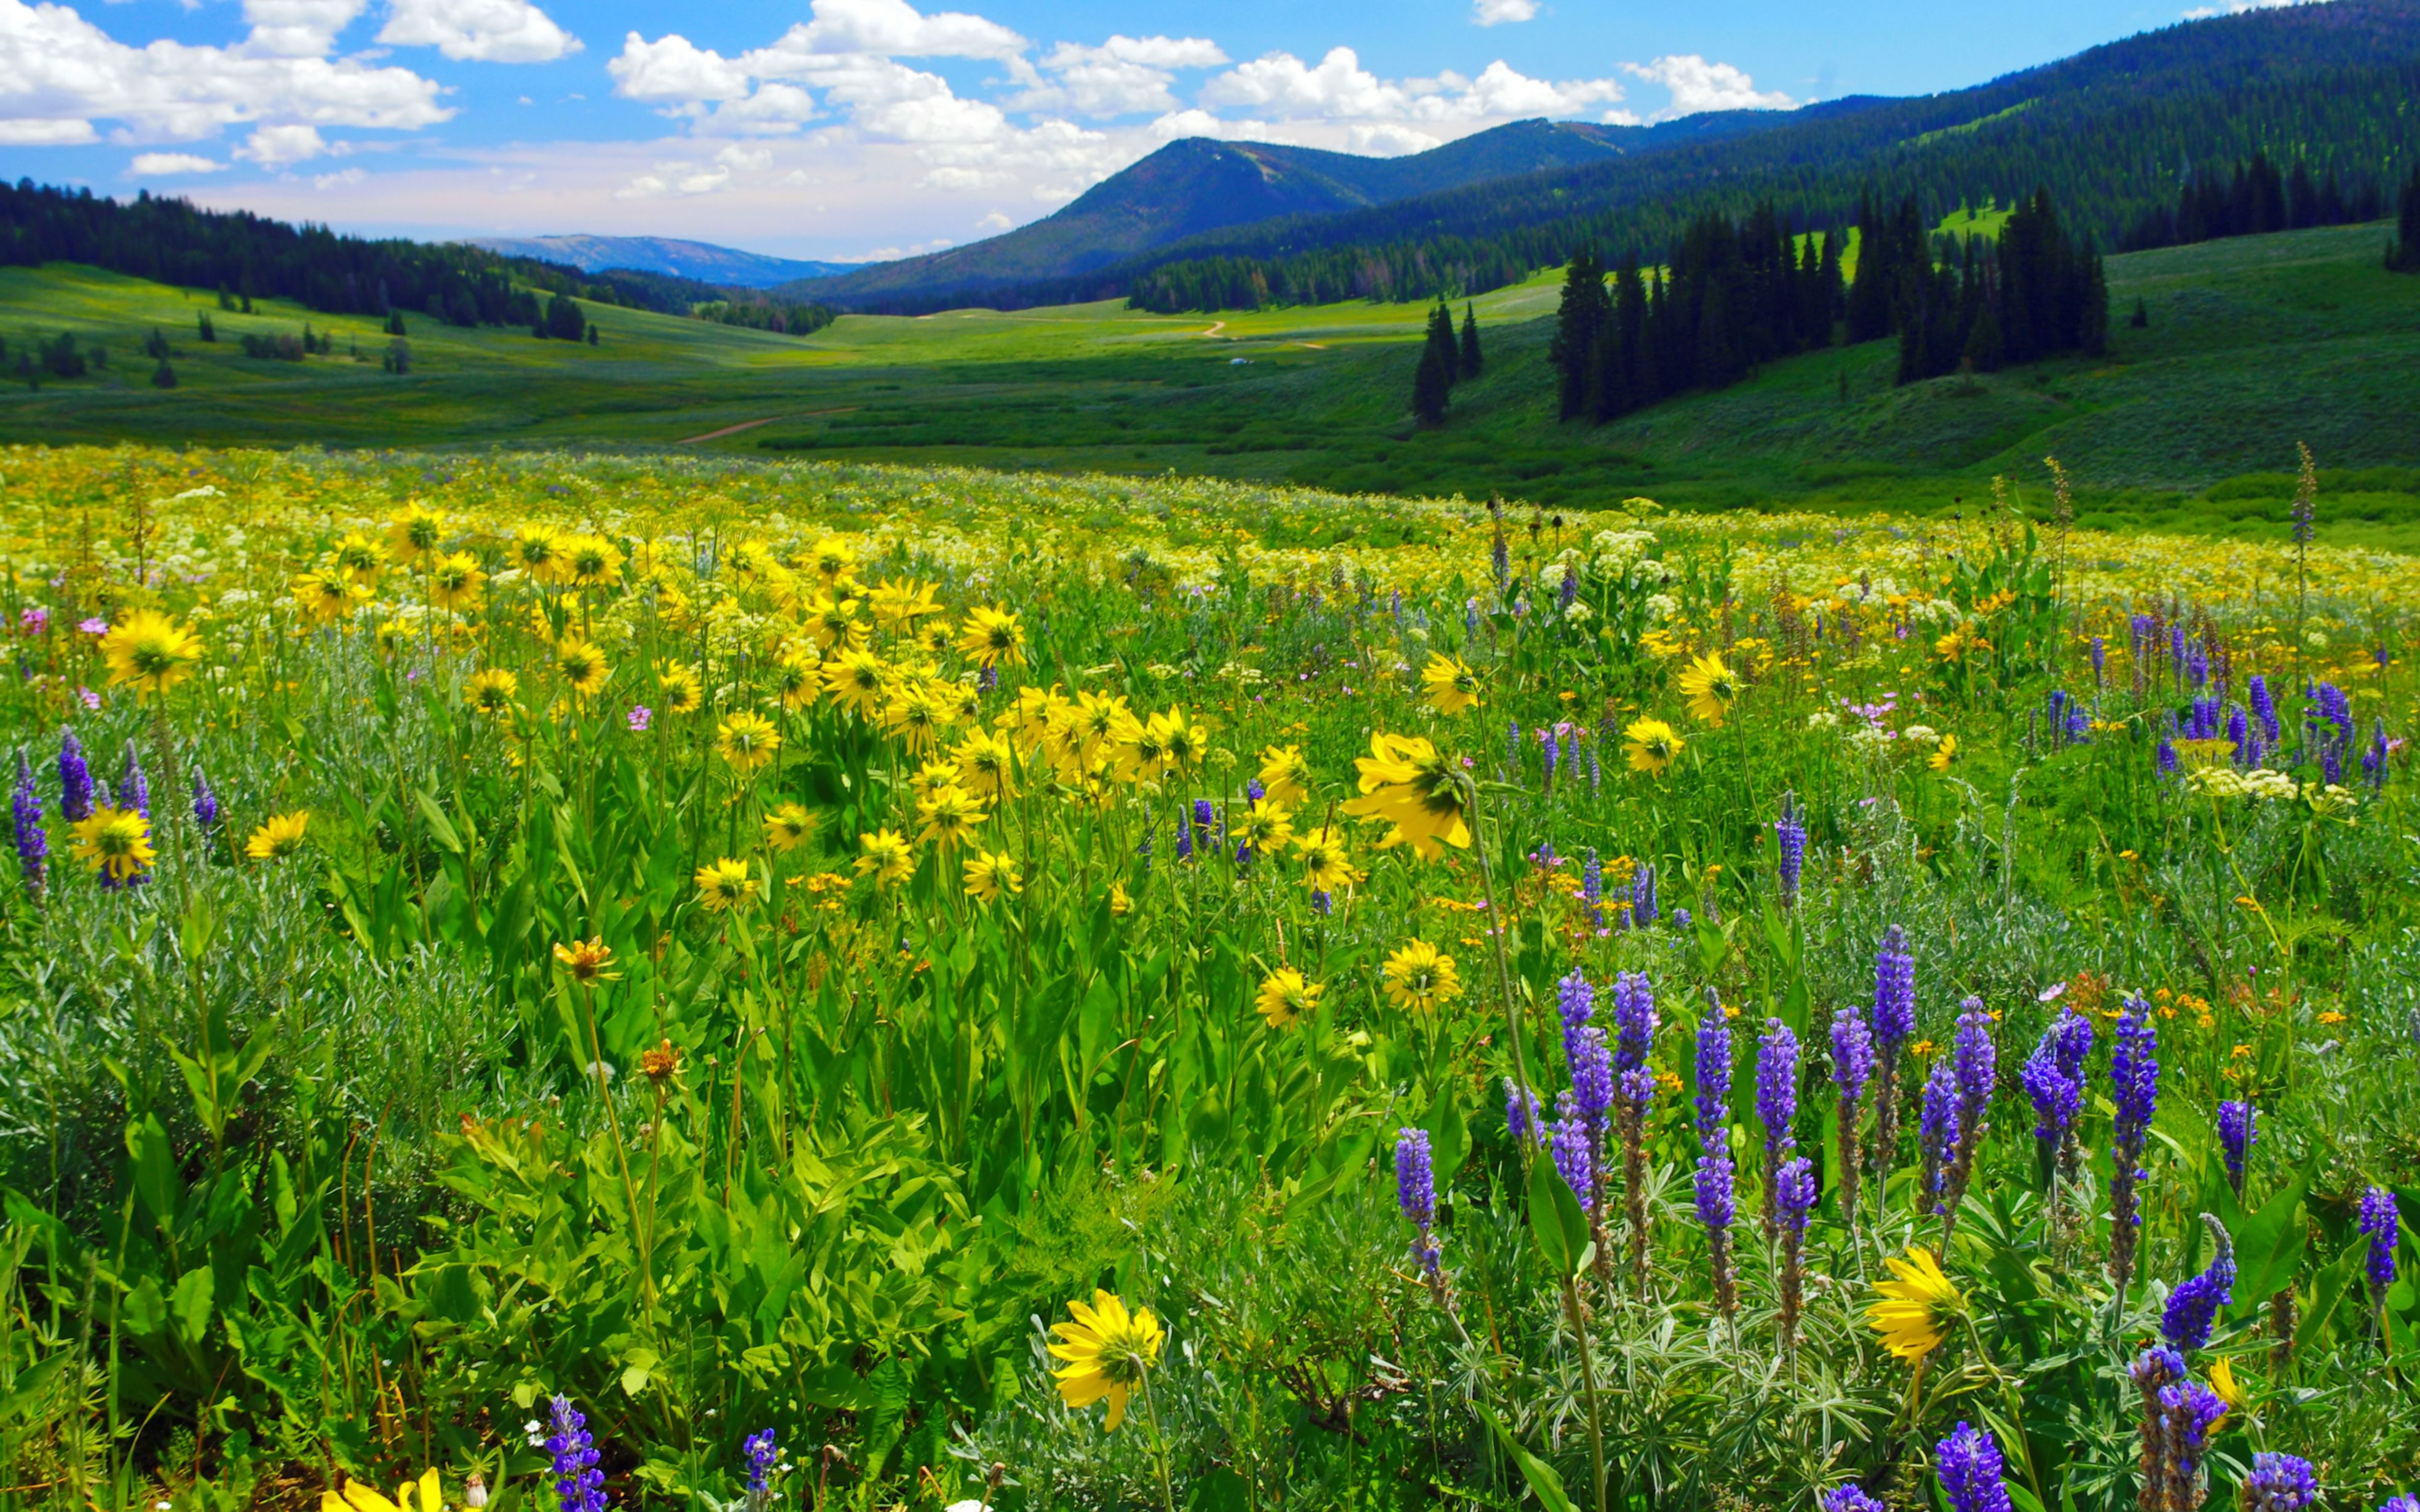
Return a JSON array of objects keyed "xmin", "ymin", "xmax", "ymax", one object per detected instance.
[
  {"xmin": 0, "ymin": 444, "xmax": 2417, "ymax": 1511},
  {"xmin": 2, "ymin": 224, "xmax": 2417, "ymax": 544}
]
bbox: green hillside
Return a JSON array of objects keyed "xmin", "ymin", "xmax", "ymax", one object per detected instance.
[{"xmin": 3, "ymin": 223, "xmax": 2417, "ymax": 545}]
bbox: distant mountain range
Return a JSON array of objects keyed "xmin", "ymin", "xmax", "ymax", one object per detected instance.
[
  {"xmin": 778, "ymin": 0, "xmax": 2420, "ymax": 314},
  {"xmin": 462, "ymin": 235, "xmax": 860, "ymax": 289},
  {"xmin": 780, "ymin": 111, "xmax": 1871, "ymax": 307}
]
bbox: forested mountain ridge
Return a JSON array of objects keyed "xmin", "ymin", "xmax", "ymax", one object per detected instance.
[
  {"xmin": 463, "ymin": 235, "xmax": 860, "ymax": 288},
  {"xmin": 797, "ymin": 0, "xmax": 2420, "ymax": 314}
]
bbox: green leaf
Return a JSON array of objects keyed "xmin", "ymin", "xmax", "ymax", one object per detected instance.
[
  {"xmin": 127, "ymin": 1114, "xmax": 177, "ymax": 1230},
  {"xmin": 169, "ymin": 1266, "xmax": 213, "ymax": 1346},
  {"xmin": 2231, "ymin": 1174, "xmax": 2311, "ymax": 1304},
  {"xmin": 415, "ymin": 789, "xmax": 464, "ymax": 855},
  {"xmin": 1422, "ymin": 1082, "xmax": 1470, "ymax": 1187},
  {"xmin": 1525, "ymin": 1149, "xmax": 1589, "ymax": 1279},
  {"xmin": 1477, "ymin": 1405, "xmax": 1578, "ymax": 1512}
]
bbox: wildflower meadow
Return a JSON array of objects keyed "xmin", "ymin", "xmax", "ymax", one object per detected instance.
[{"xmin": 1, "ymin": 444, "xmax": 2416, "ymax": 1512}]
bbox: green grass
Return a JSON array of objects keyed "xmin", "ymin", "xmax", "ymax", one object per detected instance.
[{"xmin": 3, "ymin": 226, "xmax": 2417, "ymax": 545}]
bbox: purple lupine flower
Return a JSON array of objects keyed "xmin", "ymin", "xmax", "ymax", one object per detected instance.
[
  {"xmin": 1776, "ymin": 1156, "xmax": 1816, "ymax": 1232},
  {"xmin": 2021, "ymin": 1020, "xmax": 2084, "ymax": 1143},
  {"xmin": 1611, "ymin": 971, "xmax": 1658, "ymax": 1293},
  {"xmin": 1631, "ymin": 862, "xmax": 1658, "ymax": 927},
  {"xmin": 1775, "ymin": 792, "xmax": 1806, "ymax": 907},
  {"xmin": 1541, "ymin": 727, "xmax": 1558, "ymax": 787},
  {"xmin": 2110, "ymin": 996, "xmax": 2161, "ymax": 1298},
  {"xmin": 1549, "ymin": 1104, "xmax": 1594, "ymax": 1204},
  {"xmin": 1396, "ymin": 1127, "xmax": 1441, "ymax": 1273},
  {"xmin": 1822, "ymin": 1490, "xmax": 1886, "ymax": 1512},
  {"xmin": 11, "ymin": 752, "xmax": 45, "ymax": 891},
  {"xmin": 1693, "ymin": 1001, "xmax": 1737, "ymax": 1314},
  {"xmin": 1872, "ymin": 926, "xmax": 1916, "ymax": 1049},
  {"xmin": 2242, "ymin": 1452, "xmax": 2319, "ymax": 1512},
  {"xmin": 1505, "ymin": 719, "xmax": 1521, "ymax": 769},
  {"xmin": 1692, "ymin": 1147, "xmax": 1738, "ymax": 1314},
  {"xmin": 1935, "ymin": 1421, "xmax": 2015, "ymax": 1512},
  {"xmin": 1246, "ymin": 778, "xmax": 1265, "ymax": 803},
  {"xmin": 1504, "ymin": 1077, "xmax": 1544, "ymax": 1146},
  {"xmin": 2365, "ymin": 718, "xmax": 2389, "ymax": 790},
  {"xmin": 1936, "ymin": 1002, "xmax": 1994, "ymax": 1235},
  {"xmin": 1776, "ymin": 1153, "xmax": 1816, "ymax": 1347},
  {"xmin": 2248, "ymin": 674, "xmax": 2279, "ymax": 741},
  {"xmin": 1490, "ymin": 530, "xmax": 1509, "ymax": 596},
  {"xmin": 2376, "ymin": 1497, "xmax": 2419, "ymax": 1512},
  {"xmin": 1611, "ymin": 971, "xmax": 1656, "ymax": 1077},
  {"xmin": 1311, "ymin": 888, "xmax": 1331, "ymax": 915},
  {"xmin": 2161, "ymin": 1220, "xmax": 2235, "ymax": 1354},
  {"xmin": 2218, "ymin": 1100, "xmax": 2254, "ymax": 1195},
  {"xmin": 2156, "ymin": 738, "xmax": 2179, "ymax": 775},
  {"xmin": 743, "ymin": 1428, "xmax": 778, "ymax": 1509},
  {"xmin": 1694, "ymin": 1004, "xmax": 1733, "ymax": 1144},
  {"xmin": 1556, "ymin": 968, "xmax": 1595, "ymax": 1031},
  {"xmin": 116, "ymin": 743, "xmax": 149, "ymax": 819},
  {"xmin": 2090, "ymin": 636, "xmax": 2106, "ymax": 683},
  {"xmin": 2361, "ymin": 1185, "xmax": 2402, "ymax": 1297},
  {"xmin": 2155, "ymin": 1379, "xmax": 2229, "ymax": 1508},
  {"xmin": 1919, "ymin": 1058, "xmax": 1961, "ymax": 1216},
  {"xmin": 1830, "ymin": 1006, "xmax": 1874, "ymax": 1225},
  {"xmin": 547, "ymin": 1396, "xmax": 608, "ymax": 1512},
  {"xmin": 1585, "ymin": 737, "xmax": 1601, "ymax": 796},
  {"xmin": 1757, "ymin": 1018, "xmax": 1798, "ymax": 1238},
  {"xmin": 1672, "ymin": 905, "xmax": 1691, "ymax": 931},
  {"xmin": 1580, "ymin": 848, "xmax": 1604, "ymax": 931},
  {"xmin": 1192, "ymin": 797, "xmax": 1219, "ymax": 843},
  {"xmin": 1565, "ymin": 1023, "xmax": 1615, "ymax": 1135},
  {"xmin": 191, "ymin": 768, "xmax": 220, "ymax": 831},
  {"xmin": 58, "ymin": 730, "xmax": 92, "ymax": 823},
  {"xmin": 1174, "ymin": 804, "xmax": 1194, "ymax": 861}
]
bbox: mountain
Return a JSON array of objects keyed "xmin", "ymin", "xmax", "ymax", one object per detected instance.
[
  {"xmin": 781, "ymin": 111, "xmax": 1858, "ymax": 307},
  {"xmin": 792, "ymin": 0, "xmax": 2420, "ymax": 315},
  {"xmin": 462, "ymin": 235, "xmax": 859, "ymax": 289}
]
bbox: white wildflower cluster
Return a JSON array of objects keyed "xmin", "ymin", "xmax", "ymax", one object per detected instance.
[
  {"xmin": 2184, "ymin": 767, "xmax": 2320, "ymax": 803},
  {"xmin": 1906, "ymin": 598, "xmax": 1963, "ymax": 626},
  {"xmin": 1900, "ymin": 725, "xmax": 1941, "ymax": 747},
  {"xmin": 1643, "ymin": 593, "xmax": 1681, "ymax": 623},
  {"xmin": 1590, "ymin": 528, "xmax": 1656, "ymax": 578}
]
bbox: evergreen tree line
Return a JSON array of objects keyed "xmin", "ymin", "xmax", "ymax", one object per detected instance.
[
  {"xmin": 1536, "ymin": 186, "xmax": 2105, "ymax": 427},
  {"xmin": 694, "ymin": 299, "xmax": 840, "ymax": 336},
  {"xmin": 2390, "ymin": 165, "xmax": 2420, "ymax": 274},
  {"xmin": 2119, "ymin": 151, "xmax": 2390, "ymax": 251},
  {"xmin": 1410, "ymin": 301, "xmax": 1483, "ymax": 427}
]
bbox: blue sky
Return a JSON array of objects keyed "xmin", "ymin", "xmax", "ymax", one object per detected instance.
[{"xmin": 0, "ymin": 0, "xmax": 2301, "ymax": 261}]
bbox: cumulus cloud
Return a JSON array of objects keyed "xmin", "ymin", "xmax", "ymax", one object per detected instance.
[
  {"xmin": 1471, "ymin": 0, "xmax": 1540, "ymax": 25},
  {"xmin": 378, "ymin": 0, "xmax": 579, "ymax": 63},
  {"xmin": 1201, "ymin": 47, "xmax": 1624, "ymax": 124},
  {"xmin": 238, "ymin": 122, "xmax": 330, "ymax": 163},
  {"xmin": 2181, "ymin": 0, "xmax": 2328, "ymax": 16},
  {"xmin": 1348, "ymin": 122, "xmax": 1441, "ymax": 156},
  {"xmin": 1622, "ymin": 54, "xmax": 1793, "ymax": 117},
  {"xmin": 1014, "ymin": 34, "xmax": 1228, "ymax": 118},
  {"xmin": 743, "ymin": 0, "xmax": 1026, "ymax": 65},
  {"xmin": 0, "ymin": 0, "xmax": 451, "ymax": 145},
  {"xmin": 608, "ymin": 32, "xmax": 751, "ymax": 102},
  {"xmin": 131, "ymin": 151, "xmax": 226, "ymax": 173}
]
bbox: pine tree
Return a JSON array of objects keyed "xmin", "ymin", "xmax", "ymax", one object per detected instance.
[
  {"xmin": 1547, "ymin": 251, "xmax": 1609, "ymax": 420},
  {"xmin": 1425, "ymin": 300, "xmax": 1459, "ymax": 385},
  {"xmin": 385, "ymin": 309, "xmax": 408, "ymax": 337},
  {"xmin": 151, "ymin": 356, "xmax": 176, "ymax": 389},
  {"xmin": 2391, "ymin": 165, "xmax": 2420, "ymax": 274},
  {"xmin": 1410, "ymin": 341, "xmax": 1450, "ymax": 428},
  {"xmin": 196, "ymin": 312, "xmax": 216, "ymax": 343},
  {"xmin": 2129, "ymin": 296, "xmax": 2150, "ymax": 328},
  {"xmin": 1458, "ymin": 302, "xmax": 1482, "ymax": 377}
]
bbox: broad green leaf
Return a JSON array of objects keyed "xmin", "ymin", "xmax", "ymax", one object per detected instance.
[{"xmin": 1477, "ymin": 1404, "xmax": 1578, "ymax": 1512}]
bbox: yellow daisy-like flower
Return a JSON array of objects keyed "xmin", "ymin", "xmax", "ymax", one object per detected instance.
[
  {"xmin": 963, "ymin": 848, "xmax": 1022, "ymax": 903},
  {"xmin": 1067, "ymin": 691, "xmax": 1133, "ymax": 767},
  {"xmin": 1154, "ymin": 707, "xmax": 1208, "ymax": 776},
  {"xmin": 909, "ymin": 759, "xmax": 965, "ymax": 802},
  {"xmin": 555, "ymin": 638, "xmax": 610, "ymax": 698},
  {"xmin": 956, "ymin": 605, "xmax": 1027, "ymax": 667},
  {"xmin": 1255, "ymin": 967, "xmax": 1320, "ymax": 1030},
  {"xmin": 772, "ymin": 648, "xmax": 823, "ymax": 711},
  {"xmin": 764, "ymin": 802, "xmax": 818, "ymax": 852},
  {"xmin": 717, "ymin": 711, "xmax": 782, "ymax": 774},
  {"xmin": 464, "ymin": 666, "xmax": 518, "ymax": 717},
  {"xmin": 551, "ymin": 937, "xmax": 617, "ymax": 983},
  {"xmin": 657, "ymin": 664, "xmax": 705, "ymax": 716},
  {"xmin": 1676, "ymin": 650, "xmax": 1740, "ymax": 726},
  {"xmin": 1381, "ymin": 938, "xmax": 1461, "ymax": 1013},
  {"xmin": 512, "ymin": 525, "xmax": 567, "ymax": 582},
  {"xmin": 806, "ymin": 592, "xmax": 868, "ymax": 652},
  {"xmin": 71, "ymin": 805, "xmax": 155, "ymax": 882},
  {"xmin": 1048, "ymin": 1290, "xmax": 1164, "ymax": 1432},
  {"xmin": 292, "ymin": 570, "xmax": 363, "ymax": 624},
  {"xmin": 1293, "ymin": 825, "xmax": 1365, "ymax": 892},
  {"xmin": 321, "ymin": 1468, "xmax": 444, "ymax": 1512},
  {"xmin": 1339, "ymin": 733, "xmax": 1470, "ymax": 861},
  {"xmin": 243, "ymin": 810, "xmax": 310, "ymax": 862},
  {"xmin": 1257, "ymin": 744, "xmax": 1312, "ymax": 808},
  {"xmin": 1420, "ymin": 652, "xmax": 1482, "ymax": 715},
  {"xmin": 1623, "ymin": 717, "xmax": 1686, "ymax": 776},
  {"xmin": 2208, "ymin": 1356, "xmax": 2247, "ymax": 1424},
  {"xmin": 1234, "ymin": 798, "xmax": 1295, "ymax": 857},
  {"xmin": 1928, "ymin": 733, "xmax": 1959, "ymax": 773},
  {"xmin": 951, "ymin": 727, "xmax": 1019, "ymax": 801},
  {"xmin": 823, "ymin": 648, "xmax": 889, "ymax": 714},
  {"xmin": 1867, "ymin": 1246, "xmax": 1963, "ymax": 1361},
  {"xmin": 425, "ymin": 551, "xmax": 486, "ymax": 613},
  {"xmin": 916, "ymin": 783, "xmax": 987, "ymax": 850},
  {"xmin": 561, "ymin": 534, "xmax": 623, "ymax": 589},
  {"xmin": 333, "ymin": 532, "xmax": 387, "ymax": 586},
  {"xmin": 868, "ymin": 578, "xmax": 944, "ymax": 634},
  {"xmin": 100, "ymin": 610, "xmax": 205, "ymax": 696},
  {"xmin": 882, "ymin": 682, "xmax": 955, "ymax": 754},
  {"xmin": 1108, "ymin": 880, "xmax": 1133, "ymax": 915},
  {"xmin": 808, "ymin": 535, "xmax": 858, "ymax": 583},
  {"xmin": 855, "ymin": 827, "xmax": 915, "ymax": 887},
  {"xmin": 385, "ymin": 505, "xmax": 446, "ymax": 567},
  {"xmin": 694, "ymin": 857, "xmax": 758, "ymax": 913}
]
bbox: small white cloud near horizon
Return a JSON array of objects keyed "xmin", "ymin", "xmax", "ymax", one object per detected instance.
[
  {"xmin": 378, "ymin": 0, "xmax": 581, "ymax": 63},
  {"xmin": 132, "ymin": 151, "xmax": 227, "ymax": 173},
  {"xmin": 1623, "ymin": 54, "xmax": 1794, "ymax": 117},
  {"xmin": 2180, "ymin": 0, "xmax": 2330, "ymax": 18},
  {"xmin": 237, "ymin": 123, "xmax": 333, "ymax": 165},
  {"xmin": 1471, "ymin": 0, "xmax": 1540, "ymax": 26}
]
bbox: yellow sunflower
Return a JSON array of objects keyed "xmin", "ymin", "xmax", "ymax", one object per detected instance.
[
  {"xmin": 772, "ymin": 648, "xmax": 822, "ymax": 711},
  {"xmin": 384, "ymin": 505, "xmax": 446, "ymax": 567},
  {"xmin": 657, "ymin": 664, "xmax": 705, "ymax": 716},
  {"xmin": 1257, "ymin": 743, "xmax": 1312, "ymax": 808},
  {"xmin": 855, "ymin": 827, "xmax": 915, "ymax": 887},
  {"xmin": 333, "ymin": 532, "xmax": 387, "ymax": 586},
  {"xmin": 1292, "ymin": 825, "xmax": 1365, "ymax": 892},
  {"xmin": 868, "ymin": 578, "xmax": 944, "ymax": 634},
  {"xmin": 2208, "ymin": 1356, "xmax": 2247, "ymax": 1425},
  {"xmin": 561, "ymin": 534, "xmax": 623, "ymax": 589},
  {"xmin": 292, "ymin": 570, "xmax": 363, "ymax": 624},
  {"xmin": 1048, "ymin": 1290, "xmax": 1165, "ymax": 1432},
  {"xmin": 963, "ymin": 848, "xmax": 1022, "ymax": 903},
  {"xmin": 717, "ymin": 711, "xmax": 782, "ymax": 774},
  {"xmin": 1867, "ymin": 1246, "xmax": 1963, "ymax": 1361},
  {"xmin": 243, "ymin": 811, "xmax": 310, "ymax": 862},
  {"xmin": 1381, "ymin": 939, "xmax": 1462, "ymax": 1013},
  {"xmin": 71, "ymin": 805, "xmax": 155, "ymax": 882},
  {"xmin": 1255, "ymin": 967, "xmax": 1320, "ymax": 1030},
  {"xmin": 1234, "ymin": 798, "xmax": 1295, "ymax": 857},
  {"xmin": 425, "ymin": 552, "xmax": 486, "ymax": 613},
  {"xmin": 1420, "ymin": 652, "xmax": 1482, "ymax": 715},
  {"xmin": 1928, "ymin": 733, "xmax": 1959, "ymax": 773},
  {"xmin": 512, "ymin": 526, "xmax": 567, "ymax": 583},
  {"xmin": 823, "ymin": 649, "xmax": 890, "ymax": 715},
  {"xmin": 807, "ymin": 535, "xmax": 857, "ymax": 583},
  {"xmin": 552, "ymin": 937, "xmax": 617, "ymax": 983},
  {"xmin": 464, "ymin": 666, "xmax": 519, "ymax": 717},
  {"xmin": 956, "ymin": 605, "xmax": 1027, "ymax": 667},
  {"xmin": 322, "ymin": 1468, "xmax": 445, "ymax": 1512},
  {"xmin": 882, "ymin": 683, "xmax": 955, "ymax": 754},
  {"xmin": 694, "ymin": 857, "xmax": 759, "ymax": 913},
  {"xmin": 555, "ymin": 638, "xmax": 611, "ymax": 699},
  {"xmin": 1623, "ymin": 717, "xmax": 1686, "ymax": 776},
  {"xmin": 100, "ymin": 610, "xmax": 205, "ymax": 696},
  {"xmin": 951, "ymin": 727, "xmax": 1019, "ymax": 801},
  {"xmin": 1339, "ymin": 733, "xmax": 1470, "ymax": 860},
  {"xmin": 1154, "ymin": 708, "xmax": 1208, "ymax": 776},
  {"xmin": 764, "ymin": 802, "xmax": 817, "ymax": 852},
  {"xmin": 1675, "ymin": 650, "xmax": 1740, "ymax": 726},
  {"xmin": 916, "ymin": 783, "xmax": 987, "ymax": 850}
]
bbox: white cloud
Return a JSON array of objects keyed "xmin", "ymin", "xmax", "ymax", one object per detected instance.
[
  {"xmin": 0, "ymin": 0, "xmax": 449, "ymax": 146},
  {"xmin": 1014, "ymin": 35, "xmax": 1227, "ymax": 118},
  {"xmin": 975, "ymin": 208, "xmax": 1011, "ymax": 229},
  {"xmin": 238, "ymin": 122, "xmax": 329, "ymax": 163},
  {"xmin": 2181, "ymin": 0, "xmax": 2327, "ymax": 16},
  {"xmin": 608, "ymin": 32, "xmax": 750, "ymax": 102},
  {"xmin": 378, "ymin": 0, "xmax": 579, "ymax": 63},
  {"xmin": 1201, "ymin": 47, "xmax": 1409, "ymax": 119},
  {"xmin": 1348, "ymin": 122, "xmax": 1440, "ymax": 156},
  {"xmin": 241, "ymin": 0, "xmax": 366, "ymax": 58},
  {"xmin": 1471, "ymin": 0, "xmax": 1540, "ymax": 25},
  {"xmin": 313, "ymin": 164, "xmax": 365, "ymax": 187},
  {"xmin": 741, "ymin": 0, "xmax": 1026, "ymax": 66},
  {"xmin": 1200, "ymin": 48, "xmax": 1626, "ymax": 127},
  {"xmin": 1622, "ymin": 55, "xmax": 1793, "ymax": 117},
  {"xmin": 131, "ymin": 151, "xmax": 225, "ymax": 172}
]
